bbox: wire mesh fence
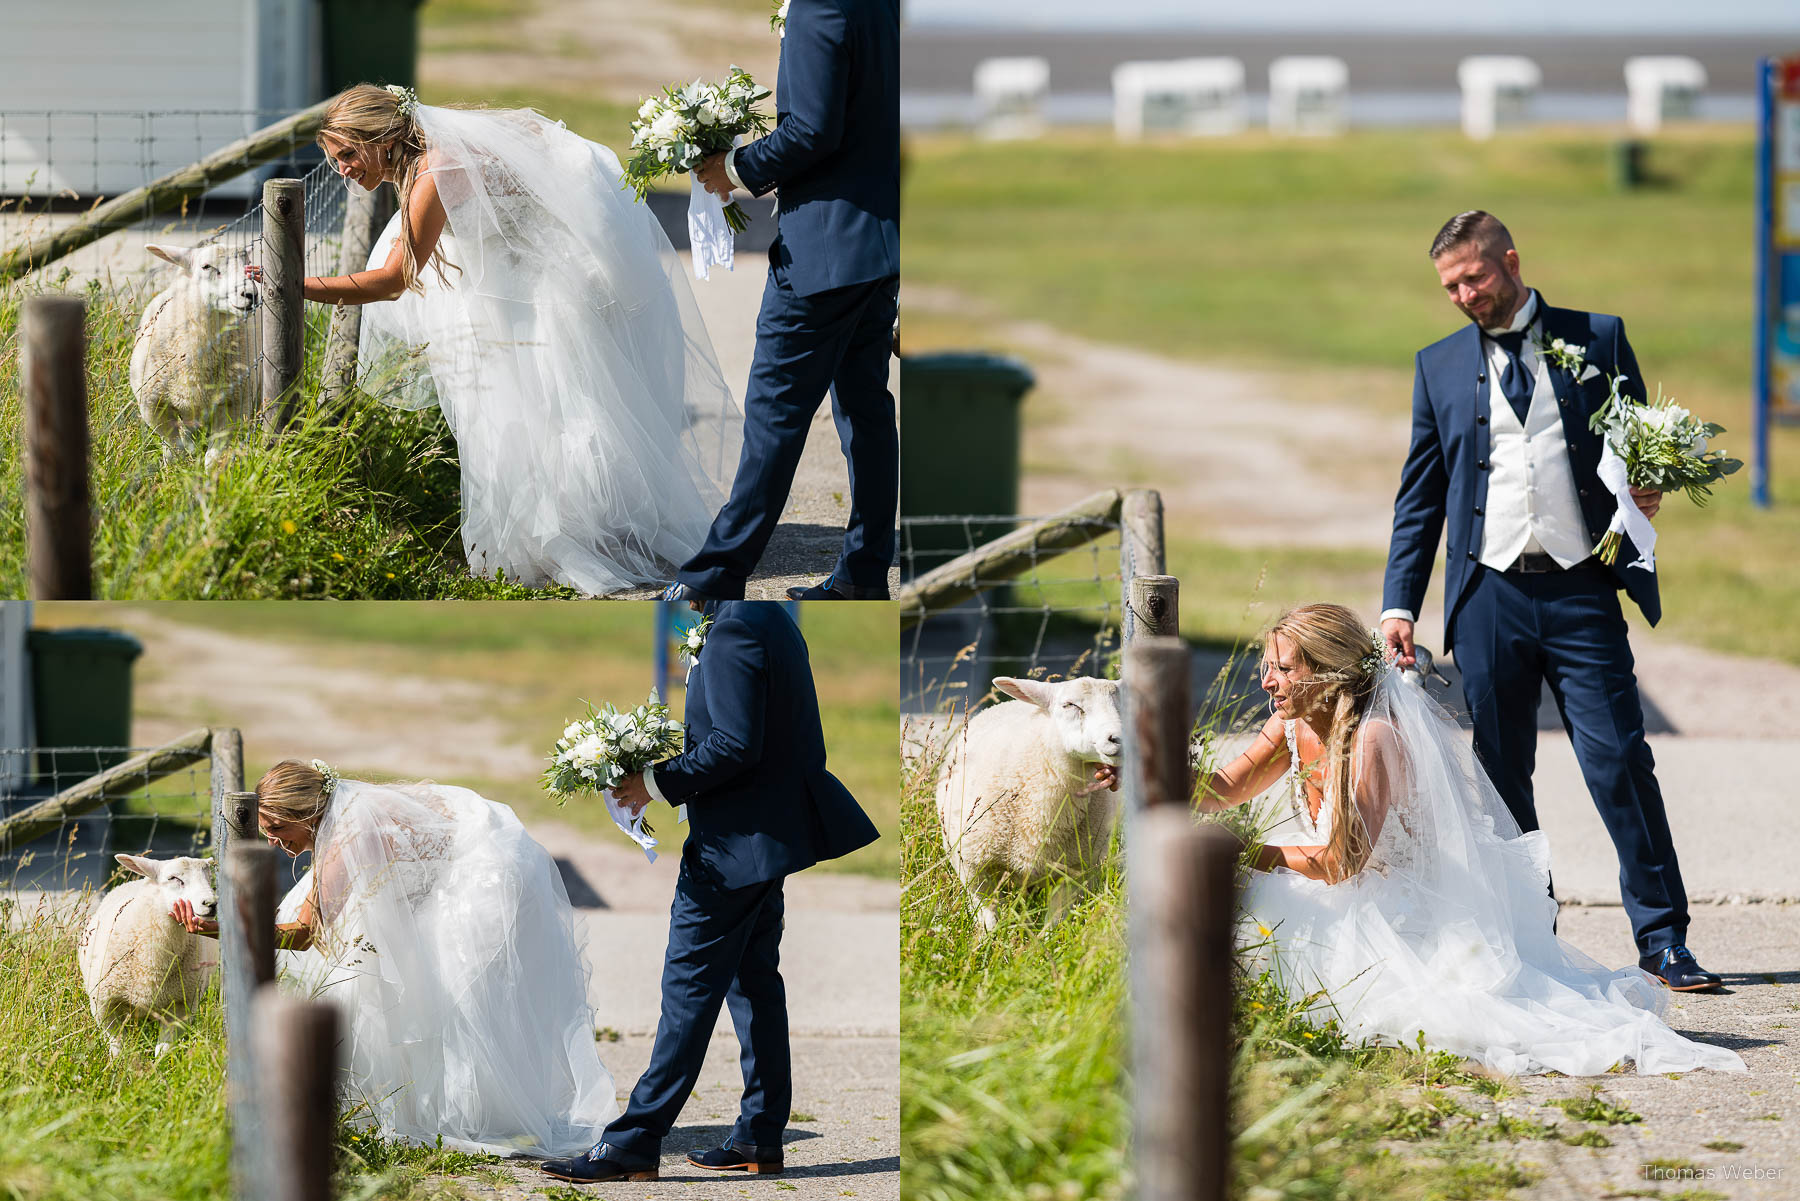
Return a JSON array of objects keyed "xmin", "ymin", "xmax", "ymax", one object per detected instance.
[
  {"xmin": 0, "ymin": 108, "xmax": 329, "ymax": 286},
  {"xmin": 0, "ymin": 109, "xmax": 314, "ymax": 203},
  {"xmin": 0, "ymin": 743, "xmax": 215, "ymax": 890},
  {"xmin": 900, "ymin": 510, "xmax": 1130, "ymax": 715}
]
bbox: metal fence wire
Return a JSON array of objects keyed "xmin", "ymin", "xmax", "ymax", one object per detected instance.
[
  {"xmin": 900, "ymin": 511, "xmax": 1127, "ymax": 714},
  {"xmin": 0, "ymin": 745, "xmax": 214, "ymax": 890}
]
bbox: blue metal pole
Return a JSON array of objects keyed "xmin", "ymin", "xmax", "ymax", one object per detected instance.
[
  {"xmin": 1753, "ymin": 57, "xmax": 1774, "ymax": 509},
  {"xmin": 655, "ymin": 599, "xmax": 671, "ymax": 697}
]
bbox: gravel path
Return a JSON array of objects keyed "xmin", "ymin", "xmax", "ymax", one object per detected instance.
[
  {"xmin": 450, "ymin": 1033, "xmax": 898, "ymax": 1200},
  {"xmin": 1479, "ymin": 903, "xmax": 1798, "ymax": 1200}
]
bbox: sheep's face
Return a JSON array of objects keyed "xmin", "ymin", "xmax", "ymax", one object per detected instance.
[
  {"xmin": 117, "ymin": 854, "xmax": 217, "ymax": 920},
  {"xmin": 993, "ymin": 676, "xmax": 1124, "ymax": 766},
  {"xmin": 146, "ymin": 243, "xmax": 260, "ymax": 315}
]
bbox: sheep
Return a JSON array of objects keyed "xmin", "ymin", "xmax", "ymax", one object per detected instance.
[
  {"xmin": 128, "ymin": 242, "xmax": 261, "ymax": 469},
  {"xmin": 935, "ymin": 675, "xmax": 1124, "ymax": 932},
  {"xmin": 78, "ymin": 853, "xmax": 219, "ymax": 1057}
]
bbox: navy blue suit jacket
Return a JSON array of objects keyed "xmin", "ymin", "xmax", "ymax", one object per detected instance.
[
  {"xmin": 1383, "ymin": 295, "xmax": 1661, "ymax": 654},
  {"xmin": 733, "ymin": 0, "xmax": 899, "ymax": 297},
  {"xmin": 653, "ymin": 602, "xmax": 878, "ymax": 890}
]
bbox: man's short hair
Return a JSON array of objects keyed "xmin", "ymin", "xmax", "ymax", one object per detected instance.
[{"xmin": 1429, "ymin": 211, "xmax": 1515, "ymax": 261}]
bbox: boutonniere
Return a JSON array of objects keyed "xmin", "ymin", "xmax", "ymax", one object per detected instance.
[
  {"xmin": 771, "ymin": 0, "xmax": 788, "ymax": 33},
  {"xmin": 1536, "ymin": 334, "xmax": 1601, "ymax": 382},
  {"xmin": 678, "ymin": 615, "xmax": 713, "ymax": 667}
]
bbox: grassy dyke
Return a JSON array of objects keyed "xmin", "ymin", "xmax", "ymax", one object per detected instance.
[
  {"xmin": 900, "ymin": 689, "xmax": 1652, "ymax": 1201},
  {"xmin": 0, "ymin": 896, "xmax": 515, "ymax": 1201},
  {"xmin": 0, "ymin": 278, "xmax": 571, "ymax": 600}
]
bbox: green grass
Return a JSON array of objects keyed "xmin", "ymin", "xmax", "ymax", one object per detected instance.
[
  {"xmin": 0, "ymin": 899, "xmax": 507, "ymax": 1200},
  {"xmin": 899, "ymin": 707, "xmax": 1584, "ymax": 1201},
  {"xmin": 903, "ymin": 126, "xmax": 1800, "ymax": 665},
  {"xmin": 0, "ymin": 279, "xmax": 572, "ymax": 600}
]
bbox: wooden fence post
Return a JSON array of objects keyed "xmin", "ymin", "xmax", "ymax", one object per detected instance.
[
  {"xmin": 320, "ymin": 184, "xmax": 395, "ymax": 409},
  {"xmin": 1128, "ymin": 575, "xmax": 1180, "ymax": 644},
  {"xmin": 1119, "ymin": 491, "xmax": 1165, "ymax": 646},
  {"xmin": 1134, "ymin": 809, "xmax": 1238, "ymax": 1201},
  {"xmin": 260, "ymin": 178, "xmax": 306, "ymax": 435},
  {"xmin": 21, "ymin": 296, "xmax": 91, "ymax": 599},
  {"xmin": 253, "ymin": 993, "xmax": 340, "ymax": 1201},
  {"xmin": 224, "ymin": 840, "xmax": 276, "ymax": 1201},
  {"xmin": 1122, "ymin": 634, "xmax": 1234, "ymax": 1201},
  {"xmin": 1126, "ymin": 636, "xmax": 1190, "ymax": 810}
]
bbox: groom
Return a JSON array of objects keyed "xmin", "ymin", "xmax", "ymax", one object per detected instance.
[
  {"xmin": 1381, "ymin": 210, "xmax": 1721, "ymax": 992},
  {"xmin": 670, "ymin": 0, "xmax": 901, "ymax": 602},
  {"xmin": 540, "ymin": 601, "xmax": 879, "ymax": 1183}
]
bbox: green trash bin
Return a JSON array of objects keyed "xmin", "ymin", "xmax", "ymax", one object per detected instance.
[
  {"xmin": 900, "ymin": 352, "xmax": 1035, "ymax": 577},
  {"xmin": 321, "ymin": 0, "xmax": 425, "ymax": 92},
  {"xmin": 26, "ymin": 628, "xmax": 143, "ymax": 789}
]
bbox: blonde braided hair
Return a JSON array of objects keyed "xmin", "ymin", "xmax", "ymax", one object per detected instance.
[{"xmin": 1264, "ymin": 604, "xmax": 1387, "ymax": 883}]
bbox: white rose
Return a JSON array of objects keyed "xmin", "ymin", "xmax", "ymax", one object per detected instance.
[
  {"xmin": 564, "ymin": 721, "xmax": 586, "ymax": 742},
  {"xmin": 638, "ymin": 97, "xmax": 659, "ymax": 120},
  {"xmin": 649, "ymin": 109, "xmax": 686, "ymax": 144},
  {"xmin": 1687, "ymin": 434, "xmax": 1709, "ymax": 456}
]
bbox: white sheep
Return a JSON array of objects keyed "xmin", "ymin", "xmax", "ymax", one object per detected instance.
[
  {"xmin": 78, "ymin": 853, "xmax": 219, "ymax": 1057},
  {"xmin": 935, "ymin": 675, "xmax": 1124, "ymax": 931},
  {"xmin": 128, "ymin": 242, "xmax": 261, "ymax": 468}
]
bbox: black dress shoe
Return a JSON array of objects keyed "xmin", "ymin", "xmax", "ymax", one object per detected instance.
[
  {"xmin": 785, "ymin": 576, "xmax": 889, "ymax": 601},
  {"xmin": 539, "ymin": 1145, "xmax": 659, "ymax": 1183},
  {"xmin": 687, "ymin": 1138, "xmax": 783, "ymax": 1174},
  {"xmin": 1640, "ymin": 945, "xmax": 1724, "ymax": 992}
]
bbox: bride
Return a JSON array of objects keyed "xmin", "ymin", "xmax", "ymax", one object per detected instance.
[
  {"xmin": 1196, "ymin": 603, "xmax": 1743, "ymax": 1077},
  {"xmin": 256, "ymin": 83, "xmax": 740, "ymax": 594},
  {"xmin": 176, "ymin": 759, "xmax": 620, "ymax": 1155}
]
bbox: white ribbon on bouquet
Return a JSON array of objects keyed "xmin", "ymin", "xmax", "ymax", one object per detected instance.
[
  {"xmin": 688, "ymin": 176, "xmax": 734, "ymax": 281},
  {"xmin": 602, "ymin": 788, "xmax": 688, "ymax": 863},
  {"xmin": 1595, "ymin": 440, "xmax": 1658, "ymax": 574}
]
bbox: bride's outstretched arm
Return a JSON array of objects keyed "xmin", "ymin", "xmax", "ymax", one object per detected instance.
[
  {"xmin": 251, "ymin": 171, "xmax": 447, "ymax": 306},
  {"xmin": 1194, "ymin": 714, "xmax": 1291, "ymax": 813}
]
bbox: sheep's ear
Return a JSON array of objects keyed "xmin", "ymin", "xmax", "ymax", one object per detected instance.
[
  {"xmin": 145, "ymin": 244, "xmax": 191, "ymax": 268},
  {"xmin": 115, "ymin": 853, "xmax": 155, "ymax": 878},
  {"xmin": 993, "ymin": 677, "xmax": 1051, "ymax": 708}
]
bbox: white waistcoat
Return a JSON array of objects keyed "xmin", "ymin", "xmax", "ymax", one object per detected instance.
[{"xmin": 1478, "ymin": 336, "xmax": 1591, "ymax": 571}]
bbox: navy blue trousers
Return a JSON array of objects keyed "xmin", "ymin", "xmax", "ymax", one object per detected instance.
[
  {"xmin": 598, "ymin": 856, "xmax": 790, "ymax": 1158},
  {"xmin": 676, "ymin": 256, "xmax": 900, "ymax": 597},
  {"xmin": 1454, "ymin": 563, "xmax": 1687, "ymax": 958}
]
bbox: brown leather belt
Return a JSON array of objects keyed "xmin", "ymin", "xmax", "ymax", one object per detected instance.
[{"xmin": 1506, "ymin": 552, "xmax": 1601, "ymax": 574}]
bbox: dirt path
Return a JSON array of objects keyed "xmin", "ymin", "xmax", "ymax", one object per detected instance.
[
  {"xmin": 419, "ymin": 0, "xmax": 781, "ymax": 113},
  {"xmin": 906, "ymin": 284, "xmax": 1411, "ymax": 549}
]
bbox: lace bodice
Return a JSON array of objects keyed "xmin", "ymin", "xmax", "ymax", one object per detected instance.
[
  {"xmin": 1281, "ymin": 719, "xmax": 1332, "ymax": 843},
  {"xmin": 1281, "ymin": 719, "xmax": 1418, "ymax": 878}
]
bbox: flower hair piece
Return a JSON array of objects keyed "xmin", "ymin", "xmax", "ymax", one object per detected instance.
[
  {"xmin": 384, "ymin": 84, "xmax": 419, "ymax": 120},
  {"xmin": 1360, "ymin": 629, "xmax": 1391, "ymax": 678},
  {"xmin": 310, "ymin": 758, "xmax": 341, "ymax": 799}
]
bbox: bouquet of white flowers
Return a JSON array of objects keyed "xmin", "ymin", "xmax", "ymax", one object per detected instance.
[
  {"xmin": 544, "ymin": 696, "xmax": 683, "ymax": 800},
  {"xmin": 544, "ymin": 695, "xmax": 685, "ymax": 859},
  {"xmin": 623, "ymin": 67, "xmax": 773, "ymax": 234},
  {"xmin": 1587, "ymin": 375, "xmax": 1742, "ymax": 570}
]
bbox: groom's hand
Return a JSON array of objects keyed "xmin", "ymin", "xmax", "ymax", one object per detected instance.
[
  {"xmin": 695, "ymin": 153, "xmax": 734, "ymax": 201},
  {"xmin": 1381, "ymin": 617, "xmax": 1416, "ymax": 668},
  {"xmin": 1630, "ymin": 486, "xmax": 1663, "ymax": 520},
  {"xmin": 615, "ymin": 771, "xmax": 653, "ymax": 815}
]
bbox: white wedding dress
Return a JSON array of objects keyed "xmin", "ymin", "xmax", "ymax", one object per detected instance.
[
  {"xmin": 275, "ymin": 779, "xmax": 620, "ymax": 1156},
  {"xmin": 357, "ymin": 104, "xmax": 741, "ymax": 594},
  {"xmin": 1242, "ymin": 671, "xmax": 1744, "ymax": 1077}
]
